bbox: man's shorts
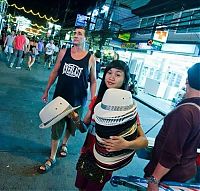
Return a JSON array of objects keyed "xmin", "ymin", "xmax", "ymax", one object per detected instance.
[
  {"xmin": 51, "ymin": 106, "xmax": 84, "ymax": 140},
  {"xmin": 45, "ymin": 54, "xmax": 53, "ymax": 63},
  {"xmin": 4, "ymin": 45, "xmax": 13, "ymax": 54}
]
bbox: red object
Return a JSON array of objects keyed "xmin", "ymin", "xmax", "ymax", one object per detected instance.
[{"xmin": 196, "ymin": 154, "xmax": 200, "ymax": 166}]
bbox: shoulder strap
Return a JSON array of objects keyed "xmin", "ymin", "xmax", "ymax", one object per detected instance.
[
  {"xmin": 167, "ymin": 102, "xmax": 200, "ymax": 116},
  {"xmin": 178, "ymin": 102, "xmax": 200, "ymax": 110},
  {"xmin": 61, "ymin": 48, "xmax": 69, "ymax": 60}
]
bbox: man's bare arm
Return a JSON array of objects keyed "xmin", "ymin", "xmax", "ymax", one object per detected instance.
[{"xmin": 42, "ymin": 49, "xmax": 66, "ymax": 101}]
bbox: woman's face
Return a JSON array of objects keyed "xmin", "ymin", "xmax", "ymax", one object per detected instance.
[{"xmin": 105, "ymin": 68, "xmax": 125, "ymax": 89}]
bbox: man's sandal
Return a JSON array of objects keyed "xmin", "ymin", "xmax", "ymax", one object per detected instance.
[
  {"xmin": 59, "ymin": 144, "xmax": 68, "ymax": 157},
  {"xmin": 37, "ymin": 158, "xmax": 56, "ymax": 174}
]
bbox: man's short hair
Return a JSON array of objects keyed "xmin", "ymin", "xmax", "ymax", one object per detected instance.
[
  {"xmin": 187, "ymin": 63, "xmax": 200, "ymax": 90},
  {"xmin": 75, "ymin": 26, "xmax": 88, "ymax": 37}
]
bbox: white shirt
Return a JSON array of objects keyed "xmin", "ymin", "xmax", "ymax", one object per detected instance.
[{"xmin": 45, "ymin": 43, "xmax": 55, "ymax": 55}]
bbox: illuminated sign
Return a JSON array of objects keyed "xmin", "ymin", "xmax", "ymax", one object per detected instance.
[
  {"xmin": 121, "ymin": 42, "xmax": 138, "ymax": 49},
  {"xmin": 153, "ymin": 30, "xmax": 168, "ymax": 43},
  {"xmin": 118, "ymin": 32, "xmax": 131, "ymax": 42},
  {"xmin": 152, "ymin": 40, "xmax": 163, "ymax": 51},
  {"xmin": 75, "ymin": 14, "xmax": 87, "ymax": 27}
]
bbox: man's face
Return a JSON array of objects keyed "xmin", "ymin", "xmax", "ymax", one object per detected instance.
[{"xmin": 73, "ymin": 28, "xmax": 86, "ymax": 46}]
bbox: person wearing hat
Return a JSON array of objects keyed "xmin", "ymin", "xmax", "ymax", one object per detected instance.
[
  {"xmin": 75, "ymin": 60, "xmax": 148, "ymax": 191},
  {"xmin": 38, "ymin": 26, "xmax": 96, "ymax": 173},
  {"xmin": 144, "ymin": 63, "xmax": 200, "ymax": 191}
]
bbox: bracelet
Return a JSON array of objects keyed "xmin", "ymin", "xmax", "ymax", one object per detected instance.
[{"xmin": 147, "ymin": 175, "xmax": 160, "ymax": 185}]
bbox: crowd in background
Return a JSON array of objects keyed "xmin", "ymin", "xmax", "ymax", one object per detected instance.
[{"xmin": 0, "ymin": 28, "xmax": 60, "ymax": 70}]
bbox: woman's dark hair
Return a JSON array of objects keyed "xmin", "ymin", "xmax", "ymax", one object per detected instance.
[
  {"xmin": 31, "ymin": 36, "xmax": 36, "ymax": 42},
  {"xmin": 92, "ymin": 60, "xmax": 130, "ymax": 114}
]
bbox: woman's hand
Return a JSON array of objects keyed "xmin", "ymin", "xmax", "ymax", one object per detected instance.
[{"xmin": 102, "ymin": 136, "xmax": 129, "ymax": 152}]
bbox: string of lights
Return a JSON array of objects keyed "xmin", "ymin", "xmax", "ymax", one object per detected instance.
[
  {"xmin": 31, "ymin": 23, "xmax": 47, "ymax": 30},
  {"xmin": 9, "ymin": 3, "xmax": 59, "ymax": 22},
  {"xmin": 8, "ymin": 14, "xmax": 48, "ymax": 30}
]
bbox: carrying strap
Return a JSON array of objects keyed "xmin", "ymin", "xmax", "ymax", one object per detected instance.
[{"xmin": 145, "ymin": 102, "xmax": 200, "ymax": 135}]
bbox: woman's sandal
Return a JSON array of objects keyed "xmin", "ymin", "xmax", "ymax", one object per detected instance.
[
  {"xmin": 37, "ymin": 158, "xmax": 56, "ymax": 174},
  {"xmin": 59, "ymin": 144, "xmax": 68, "ymax": 157}
]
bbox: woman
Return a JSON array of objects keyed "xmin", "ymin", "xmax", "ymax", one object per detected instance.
[
  {"xmin": 72, "ymin": 60, "xmax": 148, "ymax": 191},
  {"xmin": 27, "ymin": 37, "xmax": 38, "ymax": 70}
]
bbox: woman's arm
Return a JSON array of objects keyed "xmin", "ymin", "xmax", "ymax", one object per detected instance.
[{"xmin": 102, "ymin": 123, "xmax": 148, "ymax": 152}]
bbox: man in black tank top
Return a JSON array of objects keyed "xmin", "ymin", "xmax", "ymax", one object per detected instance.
[{"xmin": 38, "ymin": 27, "xmax": 97, "ymax": 174}]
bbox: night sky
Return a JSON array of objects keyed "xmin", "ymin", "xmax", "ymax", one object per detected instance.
[
  {"xmin": 7, "ymin": 0, "xmax": 98, "ymax": 26},
  {"xmin": 7, "ymin": 0, "xmax": 199, "ymax": 28}
]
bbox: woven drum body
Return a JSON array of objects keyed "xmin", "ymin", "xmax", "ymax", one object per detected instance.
[
  {"xmin": 94, "ymin": 115, "xmax": 138, "ymax": 171},
  {"xmin": 93, "ymin": 89, "xmax": 138, "ymax": 171}
]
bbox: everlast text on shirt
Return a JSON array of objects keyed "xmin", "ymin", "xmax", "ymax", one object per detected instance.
[{"xmin": 62, "ymin": 63, "xmax": 83, "ymax": 78}]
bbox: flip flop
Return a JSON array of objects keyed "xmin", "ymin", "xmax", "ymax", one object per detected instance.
[
  {"xmin": 37, "ymin": 158, "xmax": 56, "ymax": 174},
  {"xmin": 59, "ymin": 144, "xmax": 68, "ymax": 157}
]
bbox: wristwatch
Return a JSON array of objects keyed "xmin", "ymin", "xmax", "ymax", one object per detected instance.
[{"xmin": 147, "ymin": 175, "xmax": 160, "ymax": 184}]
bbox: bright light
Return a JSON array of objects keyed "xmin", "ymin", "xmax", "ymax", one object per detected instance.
[
  {"xmin": 153, "ymin": 30, "xmax": 169, "ymax": 43},
  {"xmin": 65, "ymin": 33, "xmax": 70, "ymax": 40},
  {"xmin": 16, "ymin": 16, "xmax": 31, "ymax": 24},
  {"xmin": 156, "ymin": 25, "xmax": 167, "ymax": 29},
  {"xmin": 48, "ymin": 22, "xmax": 53, "ymax": 28},
  {"xmin": 102, "ymin": 5, "xmax": 109, "ymax": 13},
  {"xmin": 15, "ymin": 16, "xmax": 31, "ymax": 31},
  {"xmin": 92, "ymin": 9, "xmax": 98, "ymax": 16}
]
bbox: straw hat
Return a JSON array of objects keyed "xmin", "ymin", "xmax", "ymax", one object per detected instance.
[
  {"xmin": 39, "ymin": 96, "xmax": 80, "ymax": 129},
  {"xmin": 94, "ymin": 88, "xmax": 137, "ymax": 126},
  {"xmin": 93, "ymin": 89, "xmax": 138, "ymax": 171}
]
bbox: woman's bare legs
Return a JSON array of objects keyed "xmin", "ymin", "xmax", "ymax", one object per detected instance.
[
  {"xmin": 27, "ymin": 56, "xmax": 32, "ymax": 69},
  {"xmin": 29, "ymin": 57, "xmax": 36, "ymax": 69}
]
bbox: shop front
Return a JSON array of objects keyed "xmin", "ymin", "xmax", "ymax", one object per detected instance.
[{"xmin": 115, "ymin": 43, "xmax": 200, "ymax": 101}]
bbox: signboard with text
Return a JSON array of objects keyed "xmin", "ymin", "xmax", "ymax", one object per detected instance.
[
  {"xmin": 151, "ymin": 40, "xmax": 163, "ymax": 50},
  {"xmin": 121, "ymin": 42, "xmax": 138, "ymax": 49},
  {"xmin": 75, "ymin": 14, "xmax": 87, "ymax": 27},
  {"xmin": 118, "ymin": 32, "xmax": 131, "ymax": 42},
  {"xmin": 153, "ymin": 30, "xmax": 168, "ymax": 43}
]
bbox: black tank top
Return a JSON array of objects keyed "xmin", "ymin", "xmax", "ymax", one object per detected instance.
[
  {"xmin": 53, "ymin": 48, "xmax": 91, "ymax": 107},
  {"xmin": 30, "ymin": 45, "xmax": 36, "ymax": 54}
]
